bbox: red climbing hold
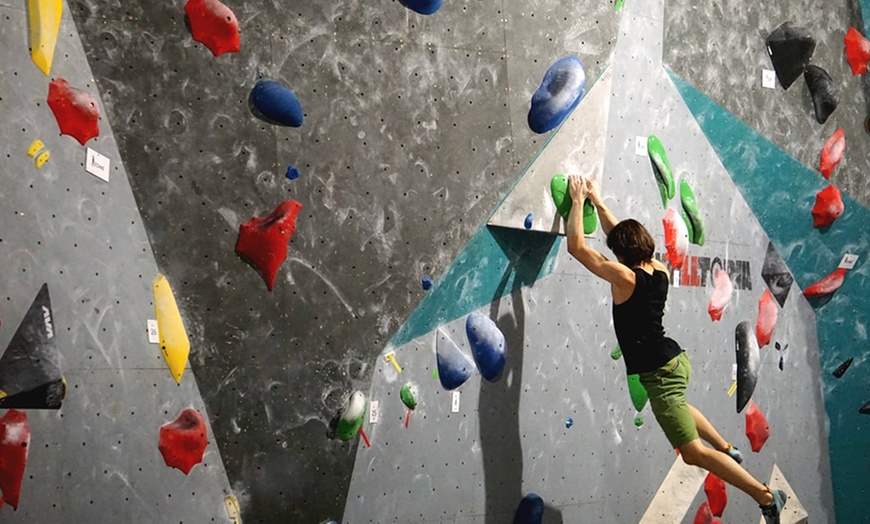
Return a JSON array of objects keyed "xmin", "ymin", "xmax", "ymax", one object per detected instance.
[
  {"xmin": 235, "ymin": 200, "xmax": 302, "ymax": 291},
  {"xmin": 745, "ymin": 400, "xmax": 770, "ymax": 453},
  {"xmin": 708, "ymin": 269, "xmax": 733, "ymax": 322},
  {"xmin": 185, "ymin": 0, "xmax": 240, "ymax": 57},
  {"xmin": 803, "ymin": 267, "xmax": 846, "ymax": 298},
  {"xmin": 158, "ymin": 408, "xmax": 208, "ymax": 475},
  {"xmin": 819, "ymin": 128, "xmax": 845, "ymax": 179},
  {"xmin": 755, "ymin": 289, "xmax": 777, "ymax": 348},
  {"xmin": 704, "ymin": 472, "xmax": 728, "ymax": 517},
  {"xmin": 811, "ymin": 184, "xmax": 844, "ymax": 228},
  {"xmin": 0, "ymin": 410, "xmax": 30, "ymax": 510},
  {"xmin": 845, "ymin": 27, "xmax": 870, "ymax": 75},
  {"xmin": 46, "ymin": 78, "xmax": 100, "ymax": 145},
  {"xmin": 693, "ymin": 500, "xmax": 714, "ymax": 524}
]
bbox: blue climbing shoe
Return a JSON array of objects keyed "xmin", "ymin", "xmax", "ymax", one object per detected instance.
[
  {"xmin": 725, "ymin": 444, "xmax": 744, "ymax": 464},
  {"xmin": 760, "ymin": 487, "xmax": 788, "ymax": 524}
]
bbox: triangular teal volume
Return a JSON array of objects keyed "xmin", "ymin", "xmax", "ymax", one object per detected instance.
[
  {"xmin": 669, "ymin": 69, "xmax": 870, "ymax": 524},
  {"xmin": 0, "ymin": 284, "xmax": 65, "ymax": 409},
  {"xmin": 388, "ymin": 226, "xmax": 560, "ymax": 349}
]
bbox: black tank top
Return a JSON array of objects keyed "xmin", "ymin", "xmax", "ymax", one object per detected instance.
[{"xmin": 613, "ymin": 268, "xmax": 682, "ymax": 374}]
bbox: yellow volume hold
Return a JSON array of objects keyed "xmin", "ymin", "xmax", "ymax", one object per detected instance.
[
  {"xmin": 28, "ymin": 0, "xmax": 63, "ymax": 75},
  {"xmin": 152, "ymin": 274, "xmax": 190, "ymax": 383}
]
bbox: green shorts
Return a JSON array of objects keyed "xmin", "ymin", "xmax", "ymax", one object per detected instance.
[{"xmin": 638, "ymin": 351, "xmax": 698, "ymax": 448}]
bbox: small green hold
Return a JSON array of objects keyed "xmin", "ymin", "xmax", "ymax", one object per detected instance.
[
  {"xmin": 679, "ymin": 179, "xmax": 705, "ymax": 246},
  {"xmin": 610, "ymin": 344, "xmax": 622, "ymax": 360},
  {"xmin": 647, "ymin": 135, "xmax": 675, "ymax": 208},
  {"xmin": 431, "ymin": 368, "xmax": 439, "ymax": 379},
  {"xmin": 400, "ymin": 382, "xmax": 418, "ymax": 410},
  {"xmin": 634, "ymin": 416, "xmax": 644, "ymax": 427},
  {"xmin": 614, "ymin": 0, "xmax": 625, "ymax": 11},
  {"xmin": 627, "ymin": 374, "xmax": 649, "ymax": 412},
  {"xmin": 549, "ymin": 174, "xmax": 598, "ymax": 234}
]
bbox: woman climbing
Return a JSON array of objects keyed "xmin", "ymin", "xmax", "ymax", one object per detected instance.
[{"xmin": 564, "ymin": 175, "xmax": 787, "ymax": 523}]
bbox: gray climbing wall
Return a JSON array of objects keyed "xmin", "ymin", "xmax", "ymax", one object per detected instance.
[
  {"xmin": 344, "ymin": 2, "xmax": 834, "ymax": 522},
  {"xmin": 0, "ymin": 2, "xmax": 235, "ymax": 522}
]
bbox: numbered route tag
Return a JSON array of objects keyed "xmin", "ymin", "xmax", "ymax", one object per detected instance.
[{"xmin": 147, "ymin": 319, "xmax": 159, "ymax": 344}]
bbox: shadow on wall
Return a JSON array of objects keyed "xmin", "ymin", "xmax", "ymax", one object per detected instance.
[{"xmin": 479, "ymin": 226, "xmax": 563, "ymax": 523}]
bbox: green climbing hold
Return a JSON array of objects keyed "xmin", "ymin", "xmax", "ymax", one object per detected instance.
[
  {"xmin": 646, "ymin": 135, "xmax": 675, "ymax": 208},
  {"xmin": 627, "ymin": 374, "xmax": 648, "ymax": 412},
  {"xmin": 431, "ymin": 368, "xmax": 439, "ymax": 379},
  {"xmin": 338, "ymin": 391, "xmax": 366, "ymax": 441},
  {"xmin": 614, "ymin": 0, "xmax": 625, "ymax": 11},
  {"xmin": 400, "ymin": 382, "xmax": 418, "ymax": 410},
  {"xmin": 550, "ymin": 174, "xmax": 598, "ymax": 234},
  {"xmin": 679, "ymin": 179, "xmax": 705, "ymax": 246},
  {"xmin": 610, "ymin": 344, "xmax": 622, "ymax": 360},
  {"xmin": 634, "ymin": 416, "xmax": 644, "ymax": 427}
]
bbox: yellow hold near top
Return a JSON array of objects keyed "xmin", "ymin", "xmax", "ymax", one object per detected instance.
[
  {"xmin": 152, "ymin": 274, "xmax": 190, "ymax": 384},
  {"xmin": 28, "ymin": 0, "xmax": 63, "ymax": 75}
]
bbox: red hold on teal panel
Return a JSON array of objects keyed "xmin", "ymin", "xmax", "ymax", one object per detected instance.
[
  {"xmin": 802, "ymin": 267, "xmax": 846, "ymax": 298},
  {"xmin": 819, "ymin": 128, "xmax": 845, "ymax": 179},
  {"xmin": 184, "ymin": 0, "xmax": 240, "ymax": 56},
  {"xmin": 844, "ymin": 27, "xmax": 870, "ymax": 75},
  {"xmin": 158, "ymin": 408, "xmax": 208, "ymax": 475},
  {"xmin": 235, "ymin": 200, "xmax": 302, "ymax": 291},
  {"xmin": 47, "ymin": 78, "xmax": 99, "ymax": 145},
  {"xmin": 0, "ymin": 410, "xmax": 29, "ymax": 510},
  {"xmin": 811, "ymin": 185, "xmax": 844, "ymax": 228}
]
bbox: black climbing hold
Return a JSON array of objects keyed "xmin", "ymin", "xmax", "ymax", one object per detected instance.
[
  {"xmin": 0, "ymin": 284, "xmax": 65, "ymax": 409},
  {"xmin": 761, "ymin": 242, "xmax": 793, "ymax": 308},
  {"xmin": 513, "ymin": 493, "xmax": 544, "ymax": 524},
  {"xmin": 832, "ymin": 357, "xmax": 853, "ymax": 378},
  {"xmin": 735, "ymin": 321, "xmax": 759, "ymax": 414},
  {"xmin": 860, "ymin": 400, "xmax": 870, "ymax": 415},
  {"xmin": 766, "ymin": 22, "xmax": 816, "ymax": 90},
  {"xmin": 804, "ymin": 65, "xmax": 838, "ymax": 124}
]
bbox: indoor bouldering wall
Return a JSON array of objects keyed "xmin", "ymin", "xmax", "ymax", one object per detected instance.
[
  {"xmin": 0, "ymin": 3, "xmax": 235, "ymax": 522},
  {"xmin": 344, "ymin": 1, "xmax": 840, "ymax": 522},
  {"xmin": 1, "ymin": 0, "xmax": 867, "ymax": 521}
]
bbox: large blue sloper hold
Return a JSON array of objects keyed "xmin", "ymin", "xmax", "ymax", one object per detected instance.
[
  {"xmin": 465, "ymin": 312, "xmax": 506, "ymax": 381},
  {"xmin": 513, "ymin": 493, "xmax": 544, "ymax": 524},
  {"xmin": 435, "ymin": 328, "xmax": 474, "ymax": 390},
  {"xmin": 527, "ymin": 56, "xmax": 586, "ymax": 134},
  {"xmin": 400, "ymin": 0, "xmax": 443, "ymax": 15},
  {"xmin": 249, "ymin": 80, "xmax": 304, "ymax": 127}
]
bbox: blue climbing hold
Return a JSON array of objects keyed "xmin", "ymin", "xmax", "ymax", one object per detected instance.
[
  {"xmin": 400, "ymin": 0, "xmax": 442, "ymax": 15},
  {"xmin": 466, "ymin": 312, "xmax": 506, "ymax": 381},
  {"xmin": 565, "ymin": 417, "xmax": 573, "ymax": 428},
  {"xmin": 513, "ymin": 493, "xmax": 544, "ymax": 524},
  {"xmin": 250, "ymin": 80, "xmax": 304, "ymax": 127},
  {"xmin": 524, "ymin": 213, "xmax": 533, "ymax": 229},
  {"xmin": 286, "ymin": 165, "xmax": 301, "ymax": 180},
  {"xmin": 527, "ymin": 56, "xmax": 585, "ymax": 134},
  {"xmin": 421, "ymin": 277, "xmax": 433, "ymax": 290},
  {"xmin": 435, "ymin": 328, "xmax": 474, "ymax": 390}
]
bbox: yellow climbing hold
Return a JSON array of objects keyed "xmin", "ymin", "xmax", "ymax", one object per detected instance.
[
  {"xmin": 28, "ymin": 0, "xmax": 63, "ymax": 75},
  {"xmin": 35, "ymin": 150, "xmax": 50, "ymax": 168},
  {"xmin": 27, "ymin": 140, "xmax": 45, "ymax": 157},
  {"xmin": 152, "ymin": 274, "xmax": 190, "ymax": 383}
]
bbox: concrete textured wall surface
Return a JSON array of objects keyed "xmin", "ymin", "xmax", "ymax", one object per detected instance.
[{"xmin": 0, "ymin": 0, "xmax": 866, "ymax": 521}]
